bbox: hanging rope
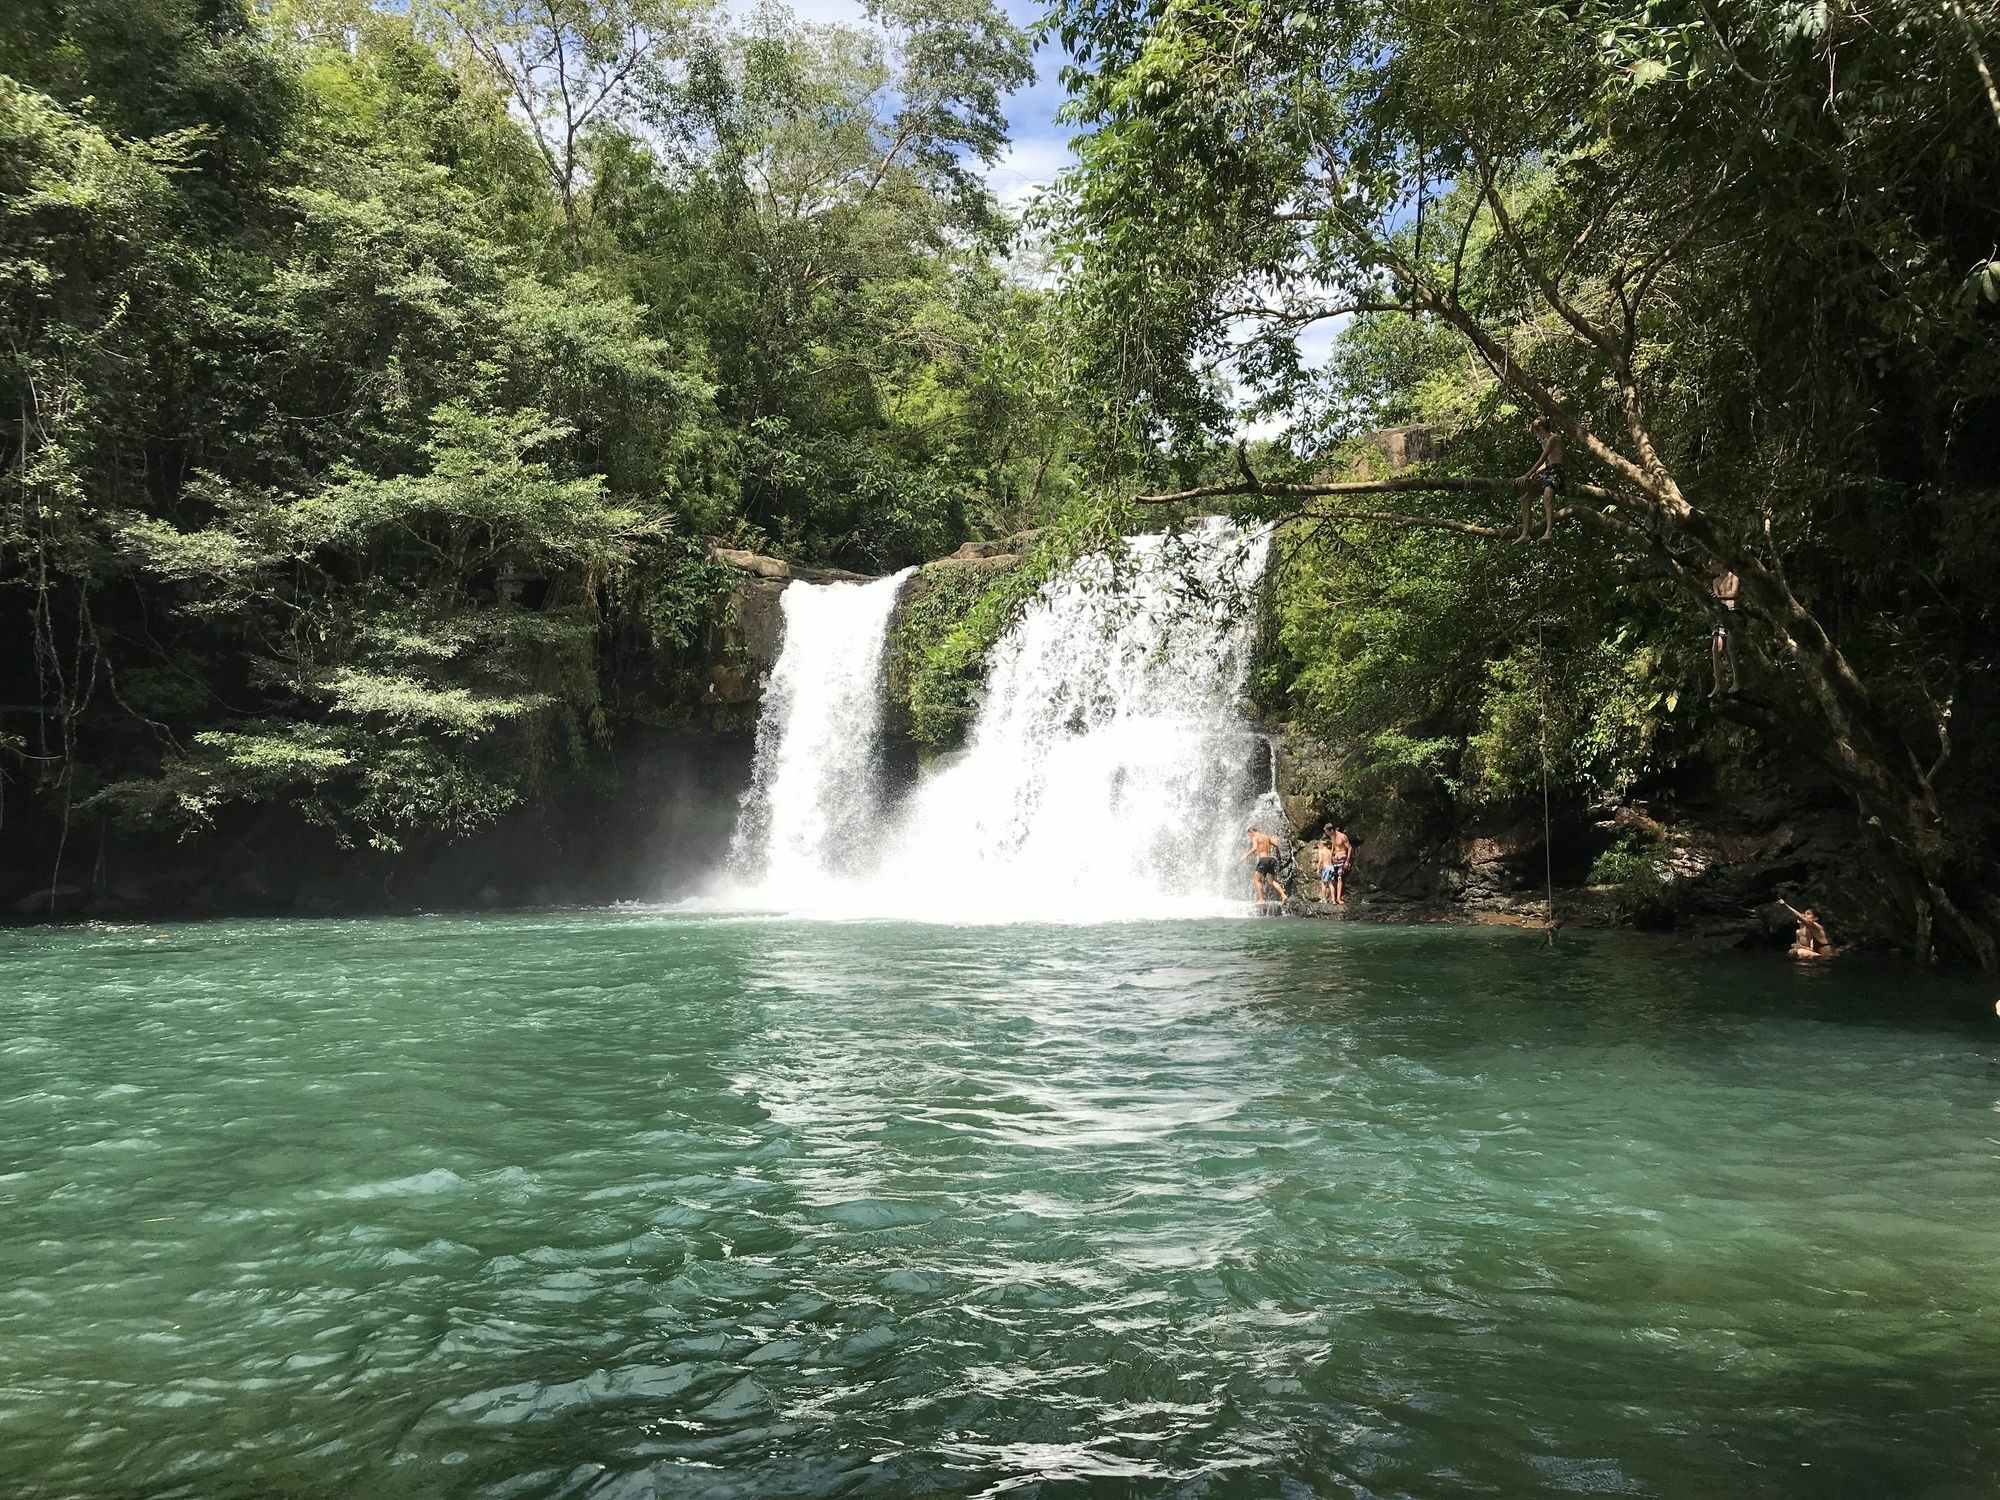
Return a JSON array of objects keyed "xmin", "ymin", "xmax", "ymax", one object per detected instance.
[{"xmin": 1537, "ymin": 618, "xmax": 1556, "ymax": 945}]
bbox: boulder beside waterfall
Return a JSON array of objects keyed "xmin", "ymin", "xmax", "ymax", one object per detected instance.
[
  {"xmin": 703, "ymin": 547, "xmax": 875, "ymax": 705},
  {"xmin": 705, "ymin": 539, "xmax": 1032, "ymax": 712}
]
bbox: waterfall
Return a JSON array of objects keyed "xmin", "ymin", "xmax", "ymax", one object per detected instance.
[
  {"xmin": 723, "ymin": 521, "xmax": 1272, "ymax": 921},
  {"xmin": 730, "ymin": 569, "xmax": 914, "ymax": 886},
  {"xmin": 869, "ymin": 521, "xmax": 1269, "ymax": 920}
]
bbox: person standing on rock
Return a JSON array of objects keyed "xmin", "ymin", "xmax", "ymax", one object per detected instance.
[
  {"xmin": 1322, "ymin": 825, "xmax": 1353, "ymax": 906},
  {"xmin": 1243, "ymin": 826, "xmax": 1286, "ymax": 907}
]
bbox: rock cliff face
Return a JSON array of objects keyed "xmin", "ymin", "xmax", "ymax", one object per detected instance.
[
  {"xmin": 6, "ymin": 523, "xmax": 1888, "ymax": 949},
  {"xmin": 702, "ymin": 547, "xmax": 876, "ymax": 708},
  {"xmin": 1267, "ymin": 716, "xmax": 1886, "ymax": 951},
  {"xmin": 3, "ymin": 724, "xmax": 756, "ymax": 923}
]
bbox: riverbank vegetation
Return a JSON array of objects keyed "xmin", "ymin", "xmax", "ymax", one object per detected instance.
[
  {"xmin": 7, "ymin": 0, "xmax": 1997, "ymax": 963},
  {"xmin": 1048, "ymin": 0, "xmax": 2000, "ymax": 964},
  {"xmin": 2, "ymin": 0, "xmax": 1089, "ymax": 855}
]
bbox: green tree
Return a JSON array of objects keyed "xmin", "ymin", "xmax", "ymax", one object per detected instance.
[
  {"xmin": 1051, "ymin": 0, "xmax": 2000, "ymax": 965},
  {"xmin": 1, "ymin": 3, "xmax": 723, "ymax": 856},
  {"xmin": 597, "ymin": 0, "xmax": 1041, "ymax": 567},
  {"xmin": 3, "ymin": 0, "xmax": 1082, "ymax": 885},
  {"xmin": 417, "ymin": 0, "xmax": 701, "ymax": 257}
]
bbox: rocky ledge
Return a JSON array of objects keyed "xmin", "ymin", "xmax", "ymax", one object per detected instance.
[{"xmin": 703, "ymin": 536, "xmax": 1035, "ymax": 706}]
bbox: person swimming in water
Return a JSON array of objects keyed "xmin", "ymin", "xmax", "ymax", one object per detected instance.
[
  {"xmin": 1514, "ymin": 417, "xmax": 1565, "ymax": 543},
  {"xmin": 1243, "ymin": 826, "xmax": 1285, "ymax": 906}
]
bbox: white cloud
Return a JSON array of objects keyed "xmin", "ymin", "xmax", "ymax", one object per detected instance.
[
  {"xmin": 732, "ymin": 0, "xmax": 870, "ymax": 25},
  {"xmin": 985, "ymin": 132, "xmax": 1075, "ymax": 209}
]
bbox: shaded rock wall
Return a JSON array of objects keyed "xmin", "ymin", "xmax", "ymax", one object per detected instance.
[
  {"xmin": 701, "ymin": 546, "xmax": 875, "ymax": 709},
  {"xmin": 3, "ymin": 726, "xmax": 755, "ymax": 923},
  {"xmin": 1267, "ymin": 716, "xmax": 1885, "ymax": 950}
]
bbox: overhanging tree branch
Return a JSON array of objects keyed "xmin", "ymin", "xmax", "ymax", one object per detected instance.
[{"xmin": 1473, "ymin": 148, "xmax": 1621, "ymax": 358}]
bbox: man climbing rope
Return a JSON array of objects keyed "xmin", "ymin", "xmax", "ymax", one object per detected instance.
[
  {"xmin": 1513, "ymin": 417, "xmax": 1565, "ymax": 542},
  {"xmin": 1709, "ymin": 559, "xmax": 1741, "ymax": 697}
]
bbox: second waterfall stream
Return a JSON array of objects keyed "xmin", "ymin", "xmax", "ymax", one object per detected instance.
[{"xmin": 728, "ymin": 522, "xmax": 1275, "ymax": 921}]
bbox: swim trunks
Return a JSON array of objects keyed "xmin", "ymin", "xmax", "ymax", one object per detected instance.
[
  {"xmin": 1255, "ymin": 855, "xmax": 1278, "ymax": 876},
  {"xmin": 1541, "ymin": 462, "xmax": 1566, "ymax": 495}
]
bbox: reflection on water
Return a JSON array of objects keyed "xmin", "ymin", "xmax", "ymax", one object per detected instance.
[{"xmin": 1, "ymin": 914, "xmax": 1996, "ymax": 1499}]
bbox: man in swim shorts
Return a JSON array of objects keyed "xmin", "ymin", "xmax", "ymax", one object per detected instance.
[
  {"xmin": 1320, "ymin": 824, "xmax": 1353, "ymax": 906},
  {"xmin": 1710, "ymin": 558, "xmax": 1741, "ymax": 697},
  {"xmin": 1514, "ymin": 417, "xmax": 1565, "ymax": 543},
  {"xmin": 1242, "ymin": 826, "xmax": 1285, "ymax": 905}
]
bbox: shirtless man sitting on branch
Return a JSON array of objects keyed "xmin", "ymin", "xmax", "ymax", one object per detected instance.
[{"xmin": 1514, "ymin": 417, "xmax": 1565, "ymax": 543}]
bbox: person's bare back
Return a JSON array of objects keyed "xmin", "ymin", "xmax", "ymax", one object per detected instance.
[{"xmin": 1243, "ymin": 827, "xmax": 1284, "ymax": 904}]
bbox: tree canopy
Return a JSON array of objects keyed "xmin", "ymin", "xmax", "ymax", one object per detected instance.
[
  {"xmin": 1048, "ymin": 0, "xmax": 2000, "ymax": 962},
  {"xmin": 1, "ymin": 0, "xmax": 1081, "ymax": 853}
]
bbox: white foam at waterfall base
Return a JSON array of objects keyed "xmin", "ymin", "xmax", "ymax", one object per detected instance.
[
  {"xmin": 729, "ymin": 569, "xmax": 914, "ymax": 890},
  {"xmin": 721, "ymin": 522, "xmax": 1274, "ymax": 923}
]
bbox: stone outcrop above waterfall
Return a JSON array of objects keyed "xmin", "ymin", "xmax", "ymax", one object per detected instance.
[
  {"xmin": 707, "ymin": 535, "xmax": 1038, "ymax": 712},
  {"xmin": 703, "ymin": 545, "xmax": 878, "ymax": 705},
  {"xmin": 902, "ymin": 532, "xmax": 1040, "ymax": 593},
  {"xmin": 709, "ymin": 546, "xmax": 875, "ymax": 585},
  {"xmin": 1361, "ymin": 423, "xmax": 1449, "ymax": 473}
]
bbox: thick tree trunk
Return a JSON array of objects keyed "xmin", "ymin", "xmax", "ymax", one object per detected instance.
[
  {"xmin": 1139, "ymin": 466, "xmax": 2000, "ymax": 967},
  {"xmin": 1735, "ymin": 566, "xmax": 2000, "ymax": 968}
]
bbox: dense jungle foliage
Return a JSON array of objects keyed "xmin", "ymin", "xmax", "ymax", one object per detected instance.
[
  {"xmin": 1046, "ymin": 0, "xmax": 2000, "ymax": 963},
  {"xmin": 1, "ymin": 0, "xmax": 1086, "ymax": 852},
  {"xmin": 6, "ymin": 0, "xmax": 1998, "ymax": 964}
]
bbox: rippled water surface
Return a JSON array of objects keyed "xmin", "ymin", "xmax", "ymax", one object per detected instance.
[{"xmin": 4, "ymin": 914, "xmax": 1998, "ymax": 1499}]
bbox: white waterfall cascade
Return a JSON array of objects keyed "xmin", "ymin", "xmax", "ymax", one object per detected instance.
[
  {"xmin": 729, "ymin": 568, "xmax": 915, "ymax": 887},
  {"xmin": 724, "ymin": 521, "xmax": 1273, "ymax": 922}
]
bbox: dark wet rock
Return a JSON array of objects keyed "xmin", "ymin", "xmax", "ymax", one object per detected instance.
[
  {"xmin": 1271, "ymin": 728, "xmax": 1343, "ymax": 835},
  {"xmin": 944, "ymin": 538, "xmax": 1019, "ymax": 561},
  {"xmin": 1261, "ymin": 715, "xmax": 1904, "ymax": 949},
  {"xmin": 706, "ymin": 575, "xmax": 786, "ymax": 706},
  {"xmin": 8, "ymin": 884, "xmax": 88, "ymax": 918},
  {"xmin": 702, "ymin": 545, "xmax": 881, "ymax": 708}
]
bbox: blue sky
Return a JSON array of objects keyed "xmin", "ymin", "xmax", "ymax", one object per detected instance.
[
  {"xmin": 744, "ymin": 0, "xmax": 1333, "ymax": 435},
  {"xmin": 770, "ymin": 0, "xmax": 1079, "ymax": 208}
]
